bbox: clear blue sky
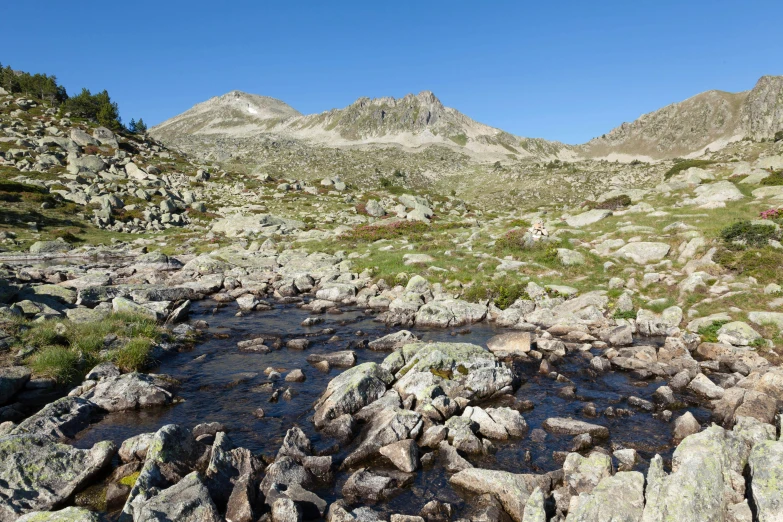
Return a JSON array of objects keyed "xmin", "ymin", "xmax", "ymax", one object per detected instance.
[{"xmin": 3, "ymin": 1, "xmax": 781, "ymax": 144}]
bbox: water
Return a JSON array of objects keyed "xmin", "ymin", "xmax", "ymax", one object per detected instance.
[{"xmin": 70, "ymin": 298, "xmax": 711, "ymax": 517}]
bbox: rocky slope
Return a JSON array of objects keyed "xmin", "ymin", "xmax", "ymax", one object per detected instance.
[{"xmin": 580, "ymin": 75, "xmax": 783, "ymax": 161}]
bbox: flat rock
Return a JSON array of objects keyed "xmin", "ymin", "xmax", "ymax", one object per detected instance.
[{"xmin": 542, "ymin": 417, "xmax": 609, "ymax": 438}]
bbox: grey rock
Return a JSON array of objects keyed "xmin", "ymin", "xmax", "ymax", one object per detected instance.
[
  {"xmin": 133, "ymin": 471, "xmax": 221, "ymax": 522},
  {"xmin": 313, "ymin": 362, "xmax": 393, "ymax": 428},
  {"xmin": 0, "ymin": 435, "xmax": 115, "ymax": 521},
  {"xmin": 0, "ymin": 366, "xmax": 31, "ymax": 405},
  {"xmin": 81, "ymin": 373, "xmax": 176, "ymax": 412}
]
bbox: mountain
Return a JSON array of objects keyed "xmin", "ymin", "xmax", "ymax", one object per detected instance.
[
  {"xmin": 579, "ymin": 75, "xmax": 783, "ymax": 160},
  {"xmin": 151, "ymin": 90, "xmax": 571, "ymax": 161},
  {"xmin": 152, "ymin": 76, "xmax": 783, "ymax": 167}
]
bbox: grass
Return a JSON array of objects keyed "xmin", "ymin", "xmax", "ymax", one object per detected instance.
[
  {"xmin": 760, "ymin": 171, "xmax": 783, "ymax": 186},
  {"xmin": 17, "ymin": 312, "xmax": 163, "ymax": 384},
  {"xmin": 462, "ymin": 276, "xmax": 527, "ymax": 309},
  {"xmin": 663, "ymin": 159, "xmax": 717, "ymax": 181},
  {"xmin": 697, "ymin": 320, "xmax": 730, "ymax": 343},
  {"xmin": 714, "ymin": 246, "xmax": 783, "ymax": 284}
]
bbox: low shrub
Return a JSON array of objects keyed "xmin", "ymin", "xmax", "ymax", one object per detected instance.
[
  {"xmin": 663, "ymin": 159, "xmax": 716, "ymax": 180},
  {"xmin": 462, "ymin": 278, "xmax": 527, "ymax": 309},
  {"xmin": 584, "ymin": 194, "xmax": 632, "ymax": 210},
  {"xmin": 719, "ymin": 220, "xmax": 779, "ymax": 248},
  {"xmin": 714, "ymin": 246, "xmax": 783, "ymax": 284},
  {"xmin": 760, "ymin": 171, "xmax": 783, "ymax": 186}
]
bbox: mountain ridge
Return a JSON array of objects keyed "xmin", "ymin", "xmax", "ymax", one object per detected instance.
[{"xmin": 151, "ymin": 75, "xmax": 783, "ymax": 164}]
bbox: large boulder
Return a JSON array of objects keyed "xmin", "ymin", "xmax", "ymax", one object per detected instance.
[
  {"xmin": 343, "ymin": 407, "xmax": 423, "ymax": 468},
  {"xmin": 0, "ymin": 435, "xmax": 115, "ymax": 521},
  {"xmin": 17, "ymin": 507, "xmax": 100, "ymax": 522},
  {"xmin": 10, "ymin": 397, "xmax": 95, "ymax": 440},
  {"xmin": 684, "ymin": 180, "xmax": 745, "ymax": 207},
  {"xmin": 641, "ymin": 425, "xmax": 751, "ymax": 522},
  {"xmin": 81, "ymin": 372, "xmax": 177, "ymax": 412},
  {"xmin": 565, "ymin": 209, "xmax": 612, "ymax": 228},
  {"xmin": 313, "ymin": 363, "xmax": 393, "ymax": 428}
]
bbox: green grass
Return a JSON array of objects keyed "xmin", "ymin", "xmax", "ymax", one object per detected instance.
[
  {"xmin": 663, "ymin": 159, "xmax": 716, "ymax": 180},
  {"xmin": 462, "ymin": 276, "xmax": 527, "ymax": 309},
  {"xmin": 18, "ymin": 312, "xmax": 163, "ymax": 383},
  {"xmin": 697, "ymin": 320, "xmax": 730, "ymax": 343},
  {"xmin": 760, "ymin": 171, "xmax": 783, "ymax": 186},
  {"xmin": 613, "ymin": 309, "xmax": 637, "ymax": 320},
  {"xmin": 714, "ymin": 246, "xmax": 783, "ymax": 284}
]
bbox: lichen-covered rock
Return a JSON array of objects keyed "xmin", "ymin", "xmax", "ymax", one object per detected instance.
[
  {"xmin": 343, "ymin": 408, "xmax": 423, "ymax": 468},
  {"xmin": 642, "ymin": 425, "xmax": 751, "ymax": 522},
  {"xmin": 0, "ymin": 435, "xmax": 115, "ymax": 521},
  {"xmin": 565, "ymin": 471, "xmax": 644, "ymax": 522},
  {"xmin": 748, "ymin": 440, "xmax": 783, "ymax": 522}
]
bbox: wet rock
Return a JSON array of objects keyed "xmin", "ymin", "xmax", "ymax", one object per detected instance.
[
  {"xmin": 119, "ymin": 432, "xmax": 154, "ymax": 462},
  {"xmin": 205, "ymin": 432, "xmax": 262, "ymax": 507},
  {"xmin": 343, "ymin": 407, "xmax": 423, "ymax": 468},
  {"xmin": 286, "ymin": 338, "xmax": 310, "ymax": 350},
  {"xmin": 614, "ymin": 448, "xmax": 638, "ymax": 471},
  {"xmin": 673, "ymin": 412, "xmax": 701, "ymax": 442},
  {"xmin": 342, "ymin": 468, "xmax": 413, "ymax": 503},
  {"xmin": 420, "ymin": 500, "xmax": 453, "ymax": 522},
  {"xmin": 0, "ymin": 366, "xmax": 31, "ymax": 405},
  {"xmin": 307, "ymin": 350, "xmax": 357, "ymax": 368},
  {"xmin": 565, "ymin": 471, "xmax": 644, "ymax": 522},
  {"xmin": 0, "ymin": 435, "xmax": 115, "ymax": 521},
  {"xmin": 286, "ymin": 369, "xmax": 306, "ymax": 382},
  {"xmin": 368, "ymin": 330, "xmax": 417, "ymax": 351},
  {"xmin": 313, "ymin": 362, "xmax": 393, "ymax": 428},
  {"xmin": 380, "ymin": 439, "xmax": 419, "ymax": 472},
  {"xmin": 134, "ymin": 471, "xmax": 221, "ymax": 522},
  {"xmin": 542, "ymin": 417, "xmax": 609, "ymax": 438},
  {"xmin": 450, "ymin": 468, "xmax": 539, "ymax": 522},
  {"xmin": 10, "ymin": 396, "xmax": 94, "ymax": 440},
  {"xmin": 81, "ymin": 372, "xmax": 177, "ymax": 412},
  {"xmin": 486, "ymin": 332, "xmax": 532, "ymax": 357},
  {"xmin": 17, "ymin": 507, "xmax": 100, "ymax": 522},
  {"xmin": 748, "ymin": 439, "xmax": 783, "ymax": 521},
  {"xmin": 464, "ymin": 493, "xmax": 514, "ymax": 522}
]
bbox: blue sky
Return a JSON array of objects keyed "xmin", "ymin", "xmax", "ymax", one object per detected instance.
[{"xmin": 3, "ymin": 1, "xmax": 781, "ymax": 144}]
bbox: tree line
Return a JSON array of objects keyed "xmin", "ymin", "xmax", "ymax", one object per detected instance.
[{"xmin": 0, "ymin": 61, "xmax": 146, "ymax": 133}]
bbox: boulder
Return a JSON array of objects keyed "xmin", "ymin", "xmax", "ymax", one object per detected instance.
[
  {"xmin": 748, "ymin": 440, "xmax": 783, "ymax": 521},
  {"xmin": 133, "ymin": 471, "xmax": 221, "ymax": 522},
  {"xmin": 565, "ymin": 209, "xmax": 612, "ymax": 228},
  {"xmin": 0, "ymin": 366, "xmax": 31, "ymax": 405},
  {"xmin": 450, "ymin": 468, "xmax": 539, "ymax": 522},
  {"xmin": 313, "ymin": 362, "xmax": 393, "ymax": 428},
  {"xmin": 613, "ymin": 242, "xmax": 671, "ymax": 264},
  {"xmin": 17, "ymin": 508, "xmax": 100, "ymax": 522},
  {"xmin": 0, "ymin": 435, "xmax": 115, "ymax": 521},
  {"xmin": 10, "ymin": 396, "xmax": 95, "ymax": 440},
  {"xmin": 80, "ymin": 372, "xmax": 176, "ymax": 412},
  {"xmin": 368, "ymin": 330, "xmax": 417, "ymax": 351},
  {"xmin": 542, "ymin": 417, "xmax": 609, "ymax": 438},
  {"xmin": 565, "ymin": 471, "xmax": 645, "ymax": 522},
  {"xmin": 487, "ymin": 332, "xmax": 531, "ymax": 357},
  {"xmin": 563, "ymin": 451, "xmax": 612, "ymax": 495}
]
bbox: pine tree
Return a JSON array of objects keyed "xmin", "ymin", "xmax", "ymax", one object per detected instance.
[{"xmin": 135, "ymin": 118, "xmax": 147, "ymax": 133}]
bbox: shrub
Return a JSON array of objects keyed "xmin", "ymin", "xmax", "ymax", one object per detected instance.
[
  {"xmin": 585, "ymin": 194, "xmax": 632, "ymax": 210},
  {"xmin": 760, "ymin": 171, "xmax": 783, "ymax": 186},
  {"xmin": 719, "ymin": 220, "xmax": 779, "ymax": 248},
  {"xmin": 759, "ymin": 208, "xmax": 783, "ymax": 221},
  {"xmin": 462, "ymin": 278, "xmax": 527, "ymax": 309},
  {"xmin": 663, "ymin": 159, "xmax": 716, "ymax": 180},
  {"xmin": 613, "ymin": 309, "xmax": 637, "ymax": 320}
]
